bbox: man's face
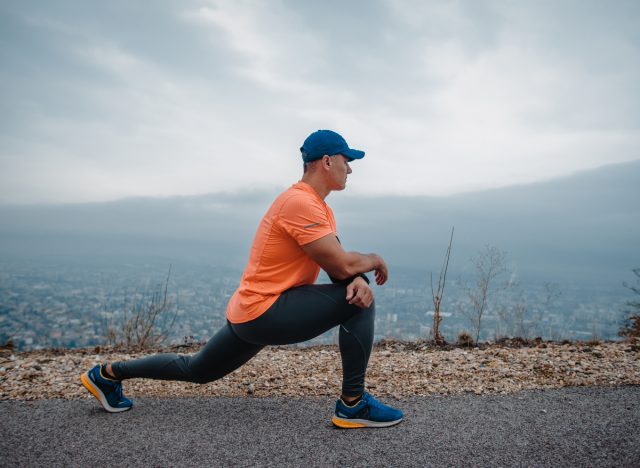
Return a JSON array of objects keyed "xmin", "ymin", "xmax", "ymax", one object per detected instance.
[{"xmin": 328, "ymin": 154, "xmax": 352, "ymax": 191}]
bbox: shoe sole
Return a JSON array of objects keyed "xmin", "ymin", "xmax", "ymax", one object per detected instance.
[
  {"xmin": 331, "ymin": 415, "xmax": 403, "ymax": 429},
  {"xmin": 80, "ymin": 372, "xmax": 131, "ymax": 413}
]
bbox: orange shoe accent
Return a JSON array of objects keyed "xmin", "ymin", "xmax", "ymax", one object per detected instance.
[
  {"xmin": 81, "ymin": 373, "xmax": 101, "ymax": 401},
  {"xmin": 331, "ymin": 416, "xmax": 366, "ymax": 429}
]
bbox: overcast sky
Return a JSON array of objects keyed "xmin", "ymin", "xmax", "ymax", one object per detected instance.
[{"xmin": 1, "ymin": 0, "xmax": 639, "ymax": 204}]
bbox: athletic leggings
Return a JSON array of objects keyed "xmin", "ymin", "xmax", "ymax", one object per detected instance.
[{"xmin": 111, "ymin": 283, "xmax": 375, "ymax": 396}]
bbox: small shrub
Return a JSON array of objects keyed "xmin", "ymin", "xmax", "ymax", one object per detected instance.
[
  {"xmin": 102, "ymin": 266, "xmax": 177, "ymax": 351},
  {"xmin": 0, "ymin": 339, "xmax": 15, "ymax": 351},
  {"xmin": 620, "ymin": 269, "xmax": 640, "ymax": 340},
  {"xmin": 457, "ymin": 330, "xmax": 474, "ymax": 348},
  {"xmin": 619, "ymin": 315, "xmax": 640, "ymax": 339}
]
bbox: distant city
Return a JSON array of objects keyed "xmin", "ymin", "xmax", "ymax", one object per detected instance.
[{"xmin": 0, "ymin": 256, "xmax": 632, "ymax": 351}]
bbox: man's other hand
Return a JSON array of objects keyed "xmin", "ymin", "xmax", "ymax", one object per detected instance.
[
  {"xmin": 371, "ymin": 254, "xmax": 388, "ymax": 286},
  {"xmin": 345, "ymin": 276, "xmax": 374, "ymax": 308}
]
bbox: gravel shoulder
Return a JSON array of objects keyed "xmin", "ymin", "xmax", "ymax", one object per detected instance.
[
  {"xmin": 1, "ymin": 339, "xmax": 639, "ymax": 400},
  {"xmin": 1, "ymin": 386, "xmax": 638, "ymax": 467}
]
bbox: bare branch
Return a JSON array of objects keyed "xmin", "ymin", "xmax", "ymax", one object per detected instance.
[
  {"xmin": 430, "ymin": 272, "xmax": 436, "ymax": 303},
  {"xmin": 439, "ymin": 227, "xmax": 454, "ymax": 301}
]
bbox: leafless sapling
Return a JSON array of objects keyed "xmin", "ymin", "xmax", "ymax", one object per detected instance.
[
  {"xmin": 463, "ymin": 245, "xmax": 508, "ymax": 344},
  {"xmin": 430, "ymin": 227, "xmax": 454, "ymax": 345}
]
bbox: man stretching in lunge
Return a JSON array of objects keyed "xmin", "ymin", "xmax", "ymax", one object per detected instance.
[{"xmin": 81, "ymin": 130, "xmax": 403, "ymax": 428}]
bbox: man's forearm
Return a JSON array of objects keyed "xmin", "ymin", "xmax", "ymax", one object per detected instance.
[
  {"xmin": 331, "ymin": 252, "xmax": 379, "ymax": 280},
  {"xmin": 302, "ymin": 235, "xmax": 386, "ymax": 283}
]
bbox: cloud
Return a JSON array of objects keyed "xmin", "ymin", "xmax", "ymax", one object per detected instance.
[
  {"xmin": 0, "ymin": 0, "xmax": 638, "ymax": 203},
  {"xmin": 340, "ymin": 0, "xmax": 640, "ymax": 195}
]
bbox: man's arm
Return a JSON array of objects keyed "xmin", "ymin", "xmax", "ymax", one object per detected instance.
[{"xmin": 301, "ymin": 234, "xmax": 388, "ymax": 285}]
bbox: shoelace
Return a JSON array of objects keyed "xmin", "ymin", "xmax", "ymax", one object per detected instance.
[
  {"xmin": 363, "ymin": 393, "xmax": 385, "ymax": 410},
  {"xmin": 105, "ymin": 377, "xmax": 123, "ymax": 400},
  {"xmin": 114, "ymin": 383, "xmax": 123, "ymax": 400}
]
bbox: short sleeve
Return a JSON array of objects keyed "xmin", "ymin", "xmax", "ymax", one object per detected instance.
[{"xmin": 277, "ymin": 194, "xmax": 335, "ymax": 246}]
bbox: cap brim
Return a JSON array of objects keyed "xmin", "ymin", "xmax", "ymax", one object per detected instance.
[{"xmin": 342, "ymin": 148, "xmax": 365, "ymax": 160}]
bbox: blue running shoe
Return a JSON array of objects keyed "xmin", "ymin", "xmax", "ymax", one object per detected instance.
[
  {"xmin": 332, "ymin": 392, "xmax": 403, "ymax": 428},
  {"xmin": 81, "ymin": 365, "xmax": 132, "ymax": 413}
]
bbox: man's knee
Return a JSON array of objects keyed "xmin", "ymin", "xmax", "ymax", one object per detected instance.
[
  {"xmin": 168, "ymin": 354, "xmax": 211, "ymax": 384},
  {"xmin": 363, "ymin": 299, "xmax": 375, "ymax": 316},
  {"xmin": 347, "ymin": 299, "xmax": 375, "ymax": 324},
  {"xmin": 180, "ymin": 354, "xmax": 219, "ymax": 384}
]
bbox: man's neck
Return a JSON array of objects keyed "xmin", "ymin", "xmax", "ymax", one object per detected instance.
[{"xmin": 300, "ymin": 174, "xmax": 330, "ymax": 200}]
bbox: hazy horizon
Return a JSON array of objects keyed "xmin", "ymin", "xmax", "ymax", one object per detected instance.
[
  {"xmin": 1, "ymin": 156, "xmax": 638, "ymax": 208},
  {"xmin": 2, "ymin": 159, "xmax": 638, "ymax": 287}
]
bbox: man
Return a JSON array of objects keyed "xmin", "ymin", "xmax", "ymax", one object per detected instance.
[{"xmin": 81, "ymin": 130, "xmax": 403, "ymax": 429}]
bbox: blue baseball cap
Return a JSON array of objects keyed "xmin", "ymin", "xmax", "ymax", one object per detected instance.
[{"xmin": 300, "ymin": 130, "xmax": 365, "ymax": 163}]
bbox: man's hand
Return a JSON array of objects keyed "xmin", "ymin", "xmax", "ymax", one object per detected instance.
[
  {"xmin": 370, "ymin": 254, "xmax": 388, "ymax": 286},
  {"xmin": 346, "ymin": 276, "xmax": 374, "ymax": 308}
]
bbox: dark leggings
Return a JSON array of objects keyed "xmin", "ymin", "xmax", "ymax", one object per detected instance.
[{"xmin": 111, "ymin": 283, "xmax": 375, "ymax": 396}]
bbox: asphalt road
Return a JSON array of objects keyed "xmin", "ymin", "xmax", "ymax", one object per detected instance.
[{"xmin": 1, "ymin": 386, "xmax": 638, "ymax": 467}]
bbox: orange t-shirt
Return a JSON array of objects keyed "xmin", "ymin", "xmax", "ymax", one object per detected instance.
[{"xmin": 226, "ymin": 181, "xmax": 337, "ymax": 323}]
